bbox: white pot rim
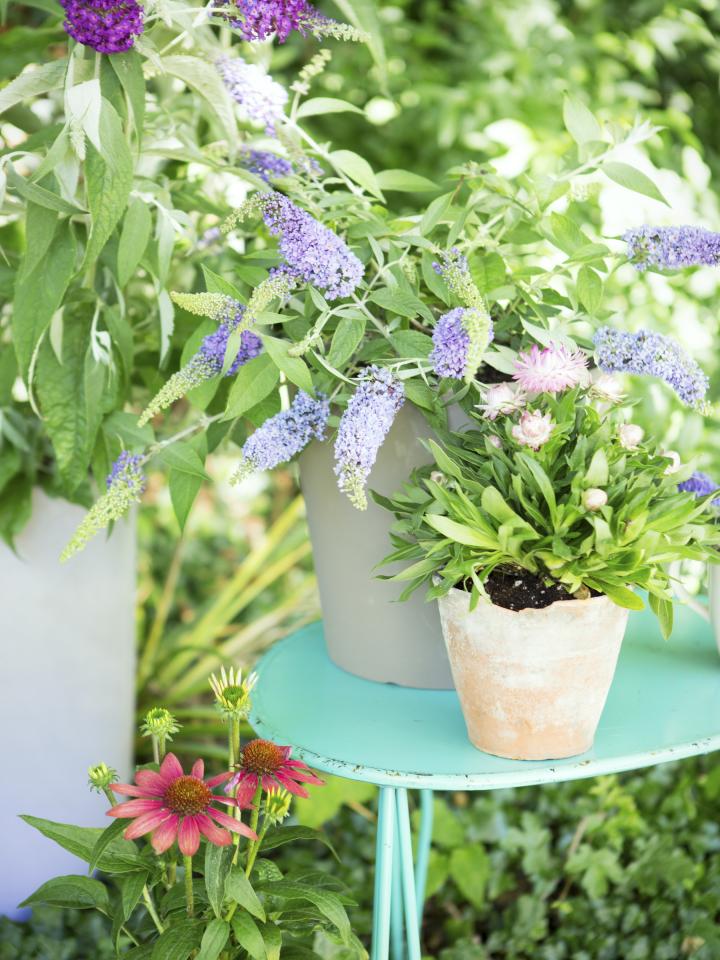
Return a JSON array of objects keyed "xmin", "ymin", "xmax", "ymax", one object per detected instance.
[{"xmin": 443, "ymin": 583, "xmax": 621, "ymax": 618}]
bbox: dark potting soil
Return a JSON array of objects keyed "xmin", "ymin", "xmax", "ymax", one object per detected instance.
[
  {"xmin": 461, "ymin": 567, "xmax": 601, "ymax": 611},
  {"xmin": 477, "ymin": 363, "xmax": 514, "ymax": 384}
]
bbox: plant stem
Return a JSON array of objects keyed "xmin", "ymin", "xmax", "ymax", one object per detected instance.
[
  {"xmin": 183, "ymin": 855, "xmax": 194, "ymax": 917},
  {"xmin": 244, "ymin": 785, "xmax": 264, "ymax": 876},
  {"xmin": 142, "ymin": 886, "xmax": 165, "ymax": 933},
  {"xmin": 152, "ymin": 735, "xmax": 160, "ymax": 765},
  {"xmin": 245, "ymin": 818, "xmax": 269, "ymax": 878}
]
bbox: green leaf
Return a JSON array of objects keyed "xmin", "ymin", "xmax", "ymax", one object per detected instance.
[
  {"xmin": 225, "ymin": 353, "xmax": 279, "ymax": 420},
  {"xmin": 150, "ymin": 920, "xmax": 203, "ymax": 960},
  {"xmin": 6, "ymin": 165, "xmax": 81, "ymax": 214},
  {"xmin": 427, "ymin": 439, "xmax": 463, "ymax": 480},
  {"xmin": 425, "ymin": 513, "xmax": 497, "ymax": 549},
  {"xmin": 329, "ymin": 149, "xmax": 382, "ymax": 198},
  {"xmin": 13, "ymin": 222, "xmax": 76, "ymax": 378},
  {"xmin": 649, "ymin": 592, "xmax": 674, "ymax": 639},
  {"xmin": 0, "ymin": 59, "xmax": 67, "ymax": 114},
  {"xmin": 201, "ymin": 265, "xmax": 244, "ymax": 301},
  {"xmin": 204, "ymin": 844, "xmax": 233, "ymax": 919},
  {"xmin": 231, "ymin": 913, "xmax": 265, "ymax": 960},
  {"xmin": 375, "ymin": 169, "xmax": 437, "ymax": 192},
  {"xmin": 584, "ymin": 448, "xmax": 609, "ymax": 486},
  {"xmin": 88, "ymin": 818, "xmax": 129, "ymax": 873},
  {"xmin": 117, "ymin": 197, "xmax": 152, "ymax": 286},
  {"xmin": 225, "ymin": 868, "xmax": 266, "ymax": 922},
  {"xmin": 588, "ymin": 581, "xmax": 644, "ymax": 611},
  {"xmin": 157, "ymin": 441, "xmax": 210, "ymax": 480},
  {"xmin": 83, "ymin": 99, "xmax": 134, "ymax": 268},
  {"xmin": 35, "ymin": 304, "xmax": 104, "ymax": 492},
  {"xmin": 369, "ymin": 288, "xmax": 423, "ymax": 320},
  {"xmin": 20, "ymin": 816, "xmax": 142, "ymax": 873},
  {"xmin": 19, "ymin": 875, "xmax": 110, "ymax": 912},
  {"xmin": 263, "ymin": 881, "xmax": 351, "ymax": 943},
  {"xmin": 602, "ymin": 161, "xmax": 669, "ymax": 206},
  {"xmin": 297, "ymin": 96, "xmax": 364, "ymax": 118},
  {"xmin": 118, "ymin": 871, "xmax": 149, "ymax": 921},
  {"xmin": 577, "ymin": 265, "xmax": 603, "ymax": 315},
  {"xmin": 197, "ymin": 919, "xmax": 230, "ymax": 960},
  {"xmin": 328, "ymin": 0, "xmax": 387, "ymax": 86},
  {"xmin": 420, "ymin": 192, "xmax": 453, "ymax": 235},
  {"xmin": 328, "ymin": 315, "xmax": 365, "ymax": 368},
  {"xmin": 169, "ymin": 469, "xmax": 202, "ymax": 532},
  {"xmin": 256, "ymin": 922, "xmax": 281, "ymax": 960},
  {"xmin": 548, "ymin": 213, "xmax": 588, "ymax": 255},
  {"xmin": 110, "ymin": 49, "xmax": 145, "ymax": 137},
  {"xmin": 261, "ymin": 335, "xmax": 314, "ymax": 394},
  {"xmin": 260, "ymin": 825, "xmax": 339, "ymax": 860},
  {"xmin": 391, "ymin": 330, "xmax": 433, "ymax": 358},
  {"xmin": 161, "ymin": 56, "xmax": 237, "ymax": 147},
  {"xmin": 449, "ymin": 846, "xmax": 491, "ymax": 909},
  {"xmin": 563, "ymin": 96, "xmax": 604, "ymax": 144},
  {"xmin": 469, "ymin": 252, "xmax": 507, "ymax": 295}
]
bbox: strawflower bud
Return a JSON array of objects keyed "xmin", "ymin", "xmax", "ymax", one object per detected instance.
[
  {"xmin": 583, "ymin": 488, "xmax": 608, "ymax": 511},
  {"xmin": 618, "ymin": 423, "xmax": 645, "ymax": 451},
  {"xmin": 662, "ymin": 450, "xmax": 682, "ymax": 475}
]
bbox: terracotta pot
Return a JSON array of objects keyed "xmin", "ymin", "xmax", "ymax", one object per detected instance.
[
  {"xmin": 299, "ymin": 404, "xmax": 457, "ymax": 689},
  {"xmin": 438, "ymin": 587, "xmax": 630, "ymax": 760}
]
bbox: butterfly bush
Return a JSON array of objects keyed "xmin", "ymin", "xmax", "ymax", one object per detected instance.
[
  {"xmin": 225, "ymin": 0, "xmax": 365, "ymax": 42},
  {"xmin": 430, "ymin": 307, "xmax": 495, "ymax": 380},
  {"xmin": 625, "ymin": 226, "xmax": 720, "ymax": 271},
  {"xmin": 593, "ymin": 327, "xmax": 709, "ymax": 409},
  {"xmin": 61, "ymin": 452, "xmax": 145, "ymax": 561},
  {"xmin": 216, "ymin": 56, "xmax": 288, "ymax": 134},
  {"xmin": 60, "ymin": 0, "xmax": 143, "ymax": 53},
  {"xmin": 432, "ymin": 249, "xmax": 493, "ymax": 382},
  {"xmin": 240, "ymin": 148, "xmax": 294, "ymax": 183},
  {"xmin": 138, "ymin": 300, "xmax": 261, "ymax": 427},
  {"xmin": 678, "ymin": 471, "xmax": 720, "ymax": 507},
  {"xmin": 334, "ymin": 366, "xmax": 405, "ymax": 510},
  {"xmin": 232, "ymin": 391, "xmax": 330, "ymax": 483}
]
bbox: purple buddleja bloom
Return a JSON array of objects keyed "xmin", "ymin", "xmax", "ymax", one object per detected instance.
[
  {"xmin": 232, "ymin": 391, "xmax": 330, "ymax": 482},
  {"xmin": 678, "ymin": 471, "xmax": 720, "ymax": 508},
  {"xmin": 430, "ymin": 307, "xmax": 495, "ymax": 380},
  {"xmin": 139, "ymin": 301, "xmax": 262, "ymax": 426},
  {"xmin": 259, "ymin": 193, "xmax": 363, "ymax": 301},
  {"xmin": 334, "ymin": 366, "xmax": 405, "ymax": 510},
  {"xmin": 241, "ymin": 149, "xmax": 294, "ymax": 183},
  {"xmin": 593, "ymin": 326, "xmax": 709, "ymax": 409},
  {"xmin": 624, "ymin": 226, "xmax": 720, "ymax": 271},
  {"xmin": 229, "ymin": 0, "xmax": 328, "ymax": 42},
  {"xmin": 197, "ymin": 226, "xmax": 222, "ymax": 250},
  {"xmin": 60, "ymin": 0, "xmax": 143, "ymax": 53},
  {"xmin": 62, "ymin": 451, "xmax": 145, "ymax": 560},
  {"xmin": 215, "ymin": 56, "xmax": 288, "ymax": 134}
]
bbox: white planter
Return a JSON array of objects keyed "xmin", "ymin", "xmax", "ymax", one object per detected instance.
[
  {"xmin": 438, "ymin": 587, "xmax": 630, "ymax": 760},
  {"xmin": 299, "ymin": 404, "xmax": 454, "ymax": 689},
  {"xmin": 0, "ymin": 490, "xmax": 136, "ymax": 918}
]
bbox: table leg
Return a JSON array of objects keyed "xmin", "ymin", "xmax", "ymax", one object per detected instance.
[
  {"xmin": 371, "ymin": 787, "xmax": 395, "ymax": 960},
  {"xmin": 391, "ymin": 823, "xmax": 404, "ymax": 960},
  {"xmin": 414, "ymin": 788, "xmax": 434, "ymax": 929},
  {"xmin": 396, "ymin": 788, "xmax": 423, "ymax": 960}
]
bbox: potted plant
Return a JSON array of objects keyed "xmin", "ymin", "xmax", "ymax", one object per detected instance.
[{"xmin": 379, "ymin": 343, "xmax": 720, "ymax": 760}]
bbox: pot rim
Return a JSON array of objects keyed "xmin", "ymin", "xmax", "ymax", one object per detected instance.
[{"xmin": 440, "ymin": 584, "xmax": 624, "ymax": 618}]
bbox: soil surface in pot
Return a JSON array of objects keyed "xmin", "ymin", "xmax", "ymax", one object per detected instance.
[{"xmin": 461, "ymin": 567, "xmax": 601, "ymax": 612}]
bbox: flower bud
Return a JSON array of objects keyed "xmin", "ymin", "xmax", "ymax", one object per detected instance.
[
  {"xmin": 479, "ymin": 383, "xmax": 520, "ymax": 420},
  {"xmin": 511, "ymin": 410, "xmax": 555, "ymax": 450},
  {"xmin": 661, "ymin": 450, "xmax": 682, "ymax": 475},
  {"xmin": 583, "ymin": 488, "xmax": 608, "ymax": 511},
  {"xmin": 592, "ymin": 373, "xmax": 625, "ymax": 403},
  {"xmin": 488, "ymin": 435, "xmax": 502, "ymax": 449},
  {"xmin": 88, "ymin": 763, "xmax": 118, "ymax": 793},
  {"xmin": 140, "ymin": 707, "xmax": 181, "ymax": 741},
  {"xmin": 209, "ymin": 666, "xmax": 258, "ymax": 720},
  {"xmin": 618, "ymin": 423, "xmax": 644, "ymax": 451},
  {"xmin": 263, "ymin": 786, "xmax": 292, "ymax": 825}
]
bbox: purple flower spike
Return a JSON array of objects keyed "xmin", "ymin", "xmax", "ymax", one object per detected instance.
[
  {"xmin": 241, "ymin": 149, "xmax": 294, "ymax": 183},
  {"xmin": 106, "ymin": 450, "xmax": 146, "ymax": 493},
  {"xmin": 334, "ymin": 365, "xmax": 405, "ymax": 510},
  {"xmin": 60, "ymin": 0, "xmax": 144, "ymax": 53},
  {"xmin": 229, "ymin": 0, "xmax": 328, "ymax": 42},
  {"xmin": 215, "ymin": 56, "xmax": 288, "ymax": 134},
  {"xmin": 678, "ymin": 471, "xmax": 720, "ymax": 507},
  {"xmin": 624, "ymin": 226, "xmax": 720, "ymax": 271}
]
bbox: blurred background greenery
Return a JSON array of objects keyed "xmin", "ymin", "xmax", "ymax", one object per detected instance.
[{"xmin": 4, "ymin": 0, "xmax": 720, "ymax": 955}]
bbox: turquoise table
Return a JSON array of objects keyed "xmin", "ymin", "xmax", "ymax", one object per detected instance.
[{"xmin": 251, "ymin": 604, "xmax": 720, "ymax": 960}]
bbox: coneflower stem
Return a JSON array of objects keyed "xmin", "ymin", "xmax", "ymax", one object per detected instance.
[
  {"xmin": 142, "ymin": 887, "xmax": 165, "ymax": 934},
  {"xmin": 184, "ymin": 855, "xmax": 194, "ymax": 917},
  {"xmin": 245, "ymin": 817, "xmax": 269, "ymax": 878},
  {"xmin": 244, "ymin": 785, "xmax": 264, "ymax": 876}
]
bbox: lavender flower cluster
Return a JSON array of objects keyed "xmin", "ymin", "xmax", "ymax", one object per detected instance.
[
  {"xmin": 139, "ymin": 301, "xmax": 262, "ymax": 426},
  {"xmin": 232, "ymin": 391, "xmax": 329, "ymax": 482},
  {"xmin": 260, "ymin": 193, "xmax": 363, "ymax": 300},
  {"xmin": 62, "ymin": 452, "xmax": 145, "ymax": 561},
  {"xmin": 678, "ymin": 472, "xmax": 720, "ymax": 507},
  {"xmin": 625, "ymin": 226, "xmax": 720, "ymax": 271},
  {"xmin": 60, "ymin": 0, "xmax": 143, "ymax": 53},
  {"xmin": 228, "ymin": 0, "xmax": 327, "ymax": 42},
  {"xmin": 240, "ymin": 149, "xmax": 294, "ymax": 183},
  {"xmin": 334, "ymin": 366, "xmax": 405, "ymax": 510},
  {"xmin": 431, "ymin": 250, "xmax": 493, "ymax": 381},
  {"xmin": 593, "ymin": 326, "xmax": 709, "ymax": 409},
  {"xmin": 215, "ymin": 56, "xmax": 288, "ymax": 134}
]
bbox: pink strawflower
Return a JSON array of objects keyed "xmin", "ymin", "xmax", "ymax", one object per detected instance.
[
  {"xmin": 226, "ymin": 738, "xmax": 324, "ymax": 799},
  {"xmin": 478, "ymin": 383, "xmax": 521, "ymax": 420},
  {"xmin": 512, "ymin": 343, "xmax": 588, "ymax": 395},
  {"xmin": 511, "ymin": 410, "xmax": 555, "ymax": 450},
  {"xmin": 108, "ymin": 753, "xmax": 257, "ymax": 856}
]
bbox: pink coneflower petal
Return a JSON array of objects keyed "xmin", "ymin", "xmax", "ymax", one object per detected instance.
[
  {"xmin": 109, "ymin": 798, "xmax": 165, "ymax": 818},
  {"xmin": 209, "ymin": 807, "xmax": 258, "ymax": 840},
  {"xmin": 160, "ymin": 753, "xmax": 184, "ymax": 783},
  {"xmin": 111, "ymin": 784, "xmax": 148, "ymax": 797},
  {"xmin": 151, "ymin": 815, "xmax": 179, "ymax": 854},
  {"xmin": 274, "ymin": 773, "xmax": 309, "ymax": 798},
  {"xmin": 234, "ymin": 780, "xmax": 258, "ymax": 808},
  {"xmin": 196, "ymin": 813, "xmax": 232, "ymax": 846},
  {"xmin": 283, "ymin": 764, "xmax": 324, "ymax": 784},
  {"xmin": 191, "ymin": 759, "xmax": 204, "ymax": 780},
  {"xmin": 124, "ymin": 808, "xmax": 173, "ymax": 840},
  {"xmin": 178, "ymin": 816, "xmax": 201, "ymax": 856},
  {"xmin": 206, "ymin": 771, "xmax": 234, "ymax": 789},
  {"xmin": 134, "ymin": 770, "xmax": 167, "ymax": 795}
]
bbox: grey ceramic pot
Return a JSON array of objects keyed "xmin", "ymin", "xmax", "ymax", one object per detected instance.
[
  {"xmin": 299, "ymin": 404, "xmax": 455, "ymax": 689},
  {"xmin": 0, "ymin": 491, "xmax": 136, "ymax": 917}
]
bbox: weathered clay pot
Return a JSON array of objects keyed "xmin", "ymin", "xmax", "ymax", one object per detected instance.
[
  {"xmin": 438, "ymin": 588, "xmax": 630, "ymax": 760},
  {"xmin": 299, "ymin": 404, "xmax": 455, "ymax": 689}
]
